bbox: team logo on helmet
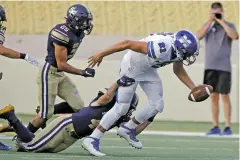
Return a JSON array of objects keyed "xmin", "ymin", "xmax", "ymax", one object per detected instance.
[{"xmin": 69, "ymin": 7, "xmax": 77, "ymax": 15}]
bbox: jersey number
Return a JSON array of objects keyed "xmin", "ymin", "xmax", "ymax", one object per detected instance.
[
  {"xmin": 158, "ymin": 42, "xmax": 166, "ymax": 53},
  {"xmin": 60, "ymin": 25, "xmax": 70, "ymax": 32}
]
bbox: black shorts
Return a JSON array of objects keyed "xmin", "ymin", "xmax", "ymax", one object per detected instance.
[{"xmin": 203, "ymin": 69, "xmax": 231, "ymax": 94}]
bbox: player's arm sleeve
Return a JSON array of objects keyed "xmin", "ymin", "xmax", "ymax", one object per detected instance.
[
  {"xmin": 50, "ymin": 28, "xmax": 70, "ymax": 47},
  {"xmin": 0, "ymin": 32, "xmax": 5, "ymax": 44}
]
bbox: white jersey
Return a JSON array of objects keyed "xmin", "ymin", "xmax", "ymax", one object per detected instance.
[{"xmin": 120, "ymin": 33, "xmax": 176, "ymax": 80}]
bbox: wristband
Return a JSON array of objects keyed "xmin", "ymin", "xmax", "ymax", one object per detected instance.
[{"xmin": 20, "ymin": 53, "xmax": 26, "ymax": 59}]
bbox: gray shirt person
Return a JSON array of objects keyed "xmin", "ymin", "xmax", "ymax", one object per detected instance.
[{"xmin": 204, "ymin": 21, "xmax": 237, "ymax": 73}]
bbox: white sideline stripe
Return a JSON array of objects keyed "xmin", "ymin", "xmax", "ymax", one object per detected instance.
[
  {"xmin": 102, "ymin": 138, "xmax": 238, "ymax": 143},
  {"xmin": 0, "ymin": 130, "xmax": 239, "ymax": 139},
  {"xmin": 107, "ymin": 129, "xmax": 240, "ymax": 139},
  {"xmin": 74, "ymin": 145, "xmax": 238, "ymax": 151}
]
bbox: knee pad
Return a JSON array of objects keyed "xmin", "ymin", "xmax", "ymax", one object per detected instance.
[
  {"xmin": 151, "ymin": 97, "xmax": 164, "ymax": 113},
  {"xmin": 114, "ymin": 102, "xmax": 131, "ymax": 116},
  {"xmin": 135, "ymin": 105, "xmax": 159, "ymax": 124}
]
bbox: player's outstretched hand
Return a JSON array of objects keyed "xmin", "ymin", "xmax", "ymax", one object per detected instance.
[
  {"xmin": 82, "ymin": 68, "xmax": 95, "ymax": 77},
  {"xmin": 117, "ymin": 76, "xmax": 135, "ymax": 87},
  {"xmin": 88, "ymin": 53, "xmax": 103, "ymax": 68}
]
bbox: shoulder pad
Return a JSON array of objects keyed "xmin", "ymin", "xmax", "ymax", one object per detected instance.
[
  {"xmin": 147, "ymin": 39, "xmax": 172, "ymax": 59},
  {"xmin": 50, "ymin": 24, "xmax": 70, "ymax": 45}
]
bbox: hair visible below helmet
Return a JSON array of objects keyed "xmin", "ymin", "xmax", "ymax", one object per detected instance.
[
  {"xmin": 173, "ymin": 30, "xmax": 200, "ymax": 66},
  {"xmin": 65, "ymin": 4, "xmax": 93, "ymax": 35}
]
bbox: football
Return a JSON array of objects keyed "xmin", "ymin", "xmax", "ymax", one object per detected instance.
[{"xmin": 188, "ymin": 85, "xmax": 213, "ymax": 102}]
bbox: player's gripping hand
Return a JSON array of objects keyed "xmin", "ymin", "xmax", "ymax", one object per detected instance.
[
  {"xmin": 82, "ymin": 68, "xmax": 95, "ymax": 77},
  {"xmin": 117, "ymin": 76, "xmax": 135, "ymax": 87}
]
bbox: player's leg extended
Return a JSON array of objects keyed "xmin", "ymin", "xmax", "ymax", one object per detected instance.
[
  {"xmin": 82, "ymin": 83, "xmax": 138, "ymax": 156},
  {"xmin": 21, "ymin": 115, "xmax": 78, "ymax": 153},
  {"xmin": 57, "ymin": 75, "xmax": 84, "ymax": 114},
  {"xmin": 0, "ymin": 105, "xmax": 34, "ymax": 143},
  {"xmin": 118, "ymin": 80, "xmax": 163, "ymax": 148},
  {"xmin": 27, "ymin": 63, "xmax": 59, "ymax": 133}
]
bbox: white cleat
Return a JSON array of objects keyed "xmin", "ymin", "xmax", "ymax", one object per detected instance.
[
  {"xmin": 82, "ymin": 137, "xmax": 106, "ymax": 157},
  {"xmin": 117, "ymin": 124, "xmax": 143, "ymax": 149}
]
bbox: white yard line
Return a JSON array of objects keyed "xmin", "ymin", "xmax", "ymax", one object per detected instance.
[
  {"xmin": 102, "ymin": 137, "xmax": 238, "ymax": 143},
  {"xmin": 107, "ymin": 129, "xmax": 240, "ymax": 139}
]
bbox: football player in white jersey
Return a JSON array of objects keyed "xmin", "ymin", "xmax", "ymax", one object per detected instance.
[{"xmin": 82, "ymin": 30, "xmax": 200, "ymax": 156}]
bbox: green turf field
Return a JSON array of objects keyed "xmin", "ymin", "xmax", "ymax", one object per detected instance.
[
  {"xmin": 0, "ymin": 114, "xmax": 239, "ymax": 133},
  {"xmin": 0, "ymin": 114, "xmax": 239, "ymax": 159},
  {"xmin": 0, "ymin": 133, "xmax": 238, "ymax": 160}
]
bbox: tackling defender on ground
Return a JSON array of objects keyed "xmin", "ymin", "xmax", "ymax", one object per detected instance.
[
  {"xmin": 0, "ymin": 76, "xmax": 154, "ymax": 153},
  {"xmin": 26, "ymin": 4, "xmax": 96, "ymax": 134},
  {"xmin": 82, "ymin": 30, "xmax": 202, "ymax": 156}
]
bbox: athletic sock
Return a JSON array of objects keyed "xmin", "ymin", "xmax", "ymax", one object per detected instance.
[
  {"xmin": 27, "ymin": 122, "xmax": 39, "ymax": 133},
  {"xmin": 13, "ymin": 121, "xmax": 34, "ymax": 143},
  {"xmin": 124, "ymin": 120, "xmax": 138, "ymax": 129},
  {"xmin": 90, "ymin": 128, "xmax": 104, "ymax": 139}
]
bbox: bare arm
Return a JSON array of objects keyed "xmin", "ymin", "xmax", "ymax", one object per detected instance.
[
  {"xmin": 218, "ymin": 21, "xmax": 239, "ymax": 40},
  {"xmin": 173, "ymin": 62, "xmax": 196, "ymax": 90},
  {"xmin": 88, "ymin": 40, "xmax": 148, "ymax": 67},
  {"xmin": 0, "ymin": 45, "xmax": 21, "ymax": 59},
  {"xmin": 99, "ymin": 40, "xmax": 147, "ymax": 58},
  {"xmin": 197, "ymin": 21, "xmax": 213, "ymax": 40},
  {"xmin": 197, "ymin": 14, "xmax": 215, "ymax": 40},
  {"xmin": 94, "ymin": 82, "xmax": 119, "ymax": 106},
  {"xmin": 54, "ymin": 43, "xmax": 84, "ymax": 75}
]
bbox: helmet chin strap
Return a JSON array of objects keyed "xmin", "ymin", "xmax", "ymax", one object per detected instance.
[{"xmin": 183, "ymin": 56, "xmax": 196, "ymax": 66}]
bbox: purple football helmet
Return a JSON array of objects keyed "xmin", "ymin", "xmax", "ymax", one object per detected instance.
[
  {"xmin": 65, "ymin": 4, "xmax": 93, "ymax": 35},
  {"xmin": 173, "ymin": 30, "xmax": 200, "ymax": 66}
]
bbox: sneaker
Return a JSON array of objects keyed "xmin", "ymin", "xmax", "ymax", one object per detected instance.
[
  {"xmin": 206, "ymin": 126, "xmax": 221, "ymax": 135},
  {"xmin": 82, "ymin": 137, "xmax": 106, "ymax": 157},
  {"xmin": 222, "ymin": 127, "xmax": 233, "ymax": 135}
]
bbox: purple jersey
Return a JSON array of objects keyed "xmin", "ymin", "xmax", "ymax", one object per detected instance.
[
  {"xmin": 72, "ymin": 91, "xmax": 134, "ymax": 138},
  {"xmin": 45, "ymin": 23, "xmax": 85, "ymax": 68}
]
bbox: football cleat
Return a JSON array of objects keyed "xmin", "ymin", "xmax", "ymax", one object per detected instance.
[
  {"xmin": 82, "ymin": 137, "xmax": 106, "ymax": 157},
  {"xmin": 117, "ymin": 124, "xmax": 143, "ymax": 149},
  {"xmin": 0, "ymin": 105, "xmax": 15, "ymax": 120},
  {"xmin": 0, "ymin": 141, "xmax": 11, "ymax": 150}
]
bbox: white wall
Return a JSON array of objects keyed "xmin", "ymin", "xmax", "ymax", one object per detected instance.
[{"xmin": 0, "ymin": 35, "xmax": 238, "ymax": 122}]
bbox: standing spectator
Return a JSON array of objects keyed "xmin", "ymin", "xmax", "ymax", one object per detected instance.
[{"xmin": 197, "ymin": 2, "xmax": 238, "ymax": 135}]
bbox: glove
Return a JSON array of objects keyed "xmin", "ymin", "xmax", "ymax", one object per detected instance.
[
  {"xmin": 0, "ymin": 25, "xmax": 6, "ymax": 44},
  {"xmin": 117, "ymin": 75, "xmax": 135, "ymax": 87},
  {"xmin": 82, "ymin": 68, "xmax": 95, "ymax": 77},
  {"xmin": 23, "ymin": 54, "xmax": 42, "ymax": 68}
]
